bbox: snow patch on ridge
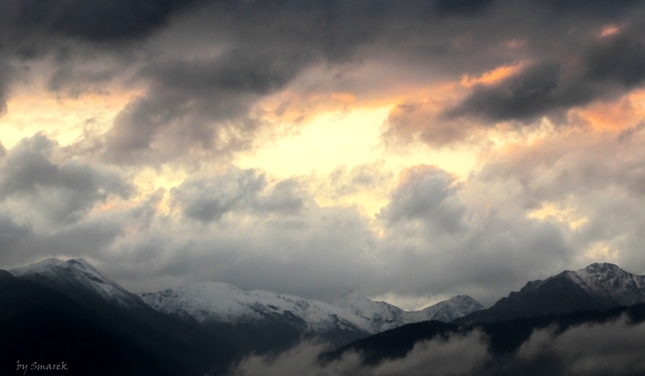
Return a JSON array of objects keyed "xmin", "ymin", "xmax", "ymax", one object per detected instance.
[
  {"xmin": 140, "ymin": 282, "xmax": 373, "ymax": 333},
  {"xmin": 330, "ymin": 291, "xmax": 484, "ymax": 331}
]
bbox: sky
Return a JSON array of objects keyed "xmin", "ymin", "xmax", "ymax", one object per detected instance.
[{"xmin": 1, "ymin": 0, "xmax": 645, "ymax": 309}]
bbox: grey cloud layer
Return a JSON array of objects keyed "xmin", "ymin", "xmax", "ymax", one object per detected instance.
[
  {"xmin": 171, "ymin": 168, "xmax": 304, "ymax": 223},
  {"xmin": 105, "ymin": 121, "xmax": 645, "ymax": 303},
  {"xmin": 4, "ymin": 123, "xmax": 645, "ymax": 306},
  {"xmin": 0, "ymin": 134, "xmax": 132, "ymax": 224},
  {"xmin": 232, "ymin": 332, "xmax": 489, "ymax": 376}
]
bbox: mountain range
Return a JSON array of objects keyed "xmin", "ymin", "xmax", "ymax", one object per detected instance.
[
  {"xmin": 2, "ymin": 257, "xmax": 482, "ymax": 374},
  {"xmin": 329, "ymin": 262, "xmax": 645, "ymax": 372},
  {"xmin": 3, "ymin": 259, "xmax": 645, "ymax": 375}
]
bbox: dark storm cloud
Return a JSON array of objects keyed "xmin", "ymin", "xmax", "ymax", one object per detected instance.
[
  {"xmin": 584, "ymin": 34, "xmax": 645, "ymax": 86},
  {"xmin": 537, "ymin": 0, "xmax": 642, "ymax": 14},
  {"xmin": 0, "ymin": 134, "xmax": 133, "ymax": 224},
  {"xmin": 104, "ymin": 48, "xmax": 309, "ymax": 164},
  {"xmin": 2, "ymin": 0, "xmax": 644, "ymax": 155},
  {"xmin": 446, "ymin": 63, "xmax": 571, "ymax": 122},
  {"xmin": 447, "ymin": 32, "xmax": 645, "ymax": 123},
  {"xmin": 0, "ymin": 0, "xmax": 200, "ymax": 42},
  {"xmin": 435, "ymin": 0, "xmax": 495, "ymax": 16}
]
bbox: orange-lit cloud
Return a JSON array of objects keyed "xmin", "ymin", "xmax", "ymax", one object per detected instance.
[
  {"xmin": 460, "ymin": 63, "xmax": 526, "ymax": 88},
  {"xmin": 572, "ymin": 90, "xmax": 645, "ymax": 132},
  {"xmin": 599, "ymin": 24, "xmax": 622, "ymax": 38}
]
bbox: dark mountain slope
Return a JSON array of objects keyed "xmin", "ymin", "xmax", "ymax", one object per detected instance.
[
  {"xmin": 0, "ymin": 269, "xmax": 237, "ymax": 376},
  {"xmin": 0, "ymin": 271, "xmax": 169, "ymax": 376},
  {"xmin": 327, "ymin": 301, "xmax": 645, "ymax": 367}
]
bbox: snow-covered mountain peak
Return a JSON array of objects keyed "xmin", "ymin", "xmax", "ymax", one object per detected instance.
[
  {"xmin": 570, "ymin": 262, "xmax": 635, "ymax": 286},
  {"xmin": 581, "ymin": 262, "xmax": 622, "ymax": 275},
  {"xmin": 330, "ymin": 290, "xmax": 405, "ymax": 332},
  {"xmin": 10, "ymin": 258, "xmax": 143, "ymax": 309},
  {"xmin": 9, "ymin": 258, "xmax": 66, "ymax": 276},
  {"xmin": 562, "ymin": 263, "xmax": 645, "ymax": 306},
  {"xmin": 444, "ymin": 295, "xmax": 485, "ymax": 308},
  {"xmin": 445, "ymin": 295, "xmax": 472, "ymax": 303}
]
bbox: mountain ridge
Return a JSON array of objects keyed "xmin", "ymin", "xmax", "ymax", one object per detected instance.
[
  {"xmin": 330, "ymin": 290, "xmax": 483, "ymax": 332},
  {"xmin": 456, "ymin": 262, "xmax": 645, "ymax": 324}
]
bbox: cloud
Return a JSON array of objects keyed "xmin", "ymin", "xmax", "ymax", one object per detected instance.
[
  {"xmin": 103, "ymin": 47, "xmax": 311, "ymax": 165},
  {"xmin": 0, "ymin": 60, "xmax": 17, "ymax": 116},
  {"xmin": 435, "ymin": 0, "xmax": 495, "ymax": 17},
  {"xmin": 537, "ymin": 0, "xmax": 642, "ymax": 15},
  {"xmin": 383, "ymin": 101, "xmax": 477, "ymax": 147},
  {"xmin": 516, "ymin": 315, "xmax": 645, "ymax": 376},
  {"xmin": 171, "ymin": 168, "xmax": 304, "ymax": 223},
  {"xmin": 446, "ymin": 63, "xmax": 569, "ymax": 122},
  {"xmin": 0, "ymin": 134, "xmax": 133, "ymax": 224},
  {"xmin": 1, "ymin": 0, "xmax": 644, "ymax": 157},
  {"xmin": 447, "ymin": 32, "xmax": 645, "ymax": 123},
  {"xmin": 90, "ymin": 161, "xmax": 576, "ymax": 306},
  {"xmin": 1, "ymin": 128, "xmax": 641, "ymax": 308},
  {"xmin": 465, "ymin": 121, "xmax": 645, "ymax": 277},
  {"xmin": 230, "ymin": 315, "xmax": 645, "ymax": 376},
  {"xmin": 0, "ymin": 209, "xmax": 125, "ymax": 270},
  {"xmin": 379, "ymin": 166, "xmax": 465, "ymax": 234},
  {"xmin": 0, "ymin": 0, "xmax": 199, "ymax": 43},
  {"xmin": 230, "ymin": 331, "xmax": 489, "ymax": 376},
  {"xmin": 171, "ymin": 169, "xmax": 267, "ymax": 223}
]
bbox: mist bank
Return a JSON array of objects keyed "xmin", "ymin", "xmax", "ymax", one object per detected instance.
[{"xmin": 231, "ymin": 303, "xmax": 645, "ymax": 376}]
